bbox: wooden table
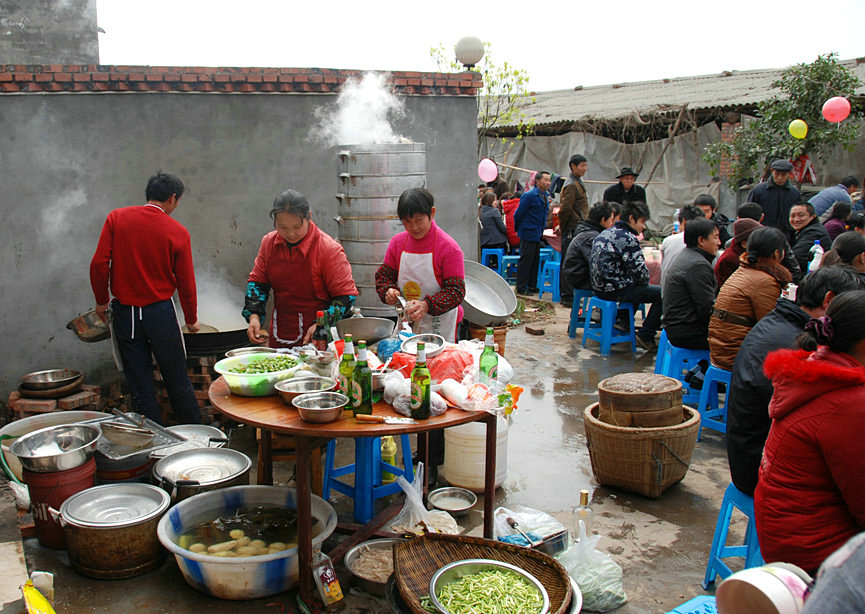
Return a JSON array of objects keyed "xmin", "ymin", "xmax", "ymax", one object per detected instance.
[{"xmin": 208, "ymin": 377, "xmax": 498, "ymax": 602}]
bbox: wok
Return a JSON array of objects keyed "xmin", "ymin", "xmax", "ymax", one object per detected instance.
[
  {"xmin": 183, "ymin": 327, "xmax": 249, "ymax": 357},
  {"xmin": 462, "ymin": 260, "xmax": 518, "ymax": 326}
]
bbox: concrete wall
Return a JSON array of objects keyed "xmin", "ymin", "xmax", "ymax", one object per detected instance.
[
  {"xmin": 0, "ymin": 0, "xmax": 98, "ymax": 64},
  {"xmin": 0, "ymin": 92, "xmax": 478, "ymax": 397}
]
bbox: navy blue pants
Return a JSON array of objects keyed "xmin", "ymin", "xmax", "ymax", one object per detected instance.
[
  {"xmin": 516, "ymin": 240, "xmax": 541, "ymax": 293},
  {"xmin": 111, "ymin": 300, "xmax": 200, "ymax": 424}
]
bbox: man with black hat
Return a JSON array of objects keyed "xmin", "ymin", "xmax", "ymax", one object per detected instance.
[
  {"xmin": 747, "ymin": 159, "xmax": 800, "ymax": 240},
  {"xmin": 604, "ymin": 167, "xmax": 647, "ymax": 207},
  {"xmin": 558, "ymin": 155, "xmax": 589, "ymax": 304}
]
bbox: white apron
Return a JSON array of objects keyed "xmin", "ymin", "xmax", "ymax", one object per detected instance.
[{"xmin": 397, "ymin": 229, "xmax": 460, "ymax": 343}]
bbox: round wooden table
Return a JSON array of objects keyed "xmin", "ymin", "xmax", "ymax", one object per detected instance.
[{"xmin": 208, "ymin": 376, "xmax": 498, "ymax": 602}]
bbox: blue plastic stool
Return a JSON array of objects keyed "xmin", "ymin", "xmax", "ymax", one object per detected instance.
[
  {"xmin": 666, "ymin": 595, "xmax": 716, "ymax": 614},
  {"xmin": 501, "ymin": 255, "xmax": 520, "ymax": 282},
  {"xmin": 323, "ymin": 434, "xmax": 414, "ymax": 523},
  {"xmin": 702, "ymin": 483, "xmax": 764, "ymax": 589},
  {"xmin": 697, "ymin": 365, "xmax": 732, "ymax": 440},
  {"xmin": 567, "ymin": 289, "xmax": 594, "ymax": 338},
  {"xmin": 481, "ymin": 248, "xmax": 505, "ymax": 276},
  {"xmin": 581, "ymin": 297, "xmax": 636, "ymax": 356},
  {"xmin": 536, "ymin": 249, "xmax": 554, "ymax": 289},
  {"xmin": 656, "ymin": 333, "xmax": 711, "ymax": 405},
  {"xmin": 538, "ymin": 261, "xmax": 561, "ymax": 302}
]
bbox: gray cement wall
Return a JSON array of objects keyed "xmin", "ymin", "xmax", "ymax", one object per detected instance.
[
  {"xmin": 0, "ymin": 0, "xmax": 98, "ymax": 64},
  {"xmin": 0, "ymin": 92, "xmax": 478, "ymax": 398}
]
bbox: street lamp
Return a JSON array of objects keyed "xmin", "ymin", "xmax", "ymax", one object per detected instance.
[{"xmin": 455, "ymin": 36, "xmax": 484, "ymax": 70}]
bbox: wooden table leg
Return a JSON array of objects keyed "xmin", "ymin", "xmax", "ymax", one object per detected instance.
[
  {"xmin": 260, "ymin": 429, "xmax": 273, "ymax": 486},
  {"xmin": 483, "ymin": 413, "xmax": 497, "ymax": 539},
  {"xmin": 295, "ymin": 435, "xmax": 314, "ymax": 603}
]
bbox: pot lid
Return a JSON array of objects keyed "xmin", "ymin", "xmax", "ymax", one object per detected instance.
[
  {"xmin": 60, "ymin": 483, "xmax": 170, "ymax": 528},
  {"xmin": 152, "ymin": 448, "xmax": 251, "ymax": 487}
]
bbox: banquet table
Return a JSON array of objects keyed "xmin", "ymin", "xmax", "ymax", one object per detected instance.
[{"xmin": 208, "ymin": 377, "xmax": 498, "ymax": 602}]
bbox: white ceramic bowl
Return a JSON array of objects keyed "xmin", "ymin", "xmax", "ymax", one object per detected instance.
[{"xmin": 157, "ymin": 485, "xmax": 337, "ymax": 600}]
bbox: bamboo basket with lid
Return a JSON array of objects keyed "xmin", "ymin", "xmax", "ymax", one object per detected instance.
[{"xmin": 597, "ymin": 373, "xmax": 683, "ymax": 428}]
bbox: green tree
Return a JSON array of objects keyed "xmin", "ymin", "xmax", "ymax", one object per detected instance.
[
  {"xmin": 703, "ymin": 53, "xmax": 861, "ymax": 188},
  {"xmin": 431, "ymin": 42, "xmax": 535, "ymax": 157}
]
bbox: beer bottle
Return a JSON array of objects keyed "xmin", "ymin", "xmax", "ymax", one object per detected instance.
[
  {"xmin": 351, "ymin": 340, "xmax": 372, "ymax": 416},
  {"xmin": 479, "ymin": 327, "xmax": 499, "ymax": 385},
  {"xmin": 338, "ymin": 334, "xmax": 356, "ymax": 395},
  {"xmin": 312, "ymin": 310, "xmax": 329, "ymax": 351},
  {"xmin": 410, "ymin": 342, "xmax": 431, "ymax": 420}
]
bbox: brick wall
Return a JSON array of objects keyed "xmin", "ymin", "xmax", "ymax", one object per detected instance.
[
  {"xmin": 719, "ymin": 121, "xmax": 741, "ymax": 178},
  {"xmin": 0, "ymin": 65, "xmax": 482, "ymax": 96}
]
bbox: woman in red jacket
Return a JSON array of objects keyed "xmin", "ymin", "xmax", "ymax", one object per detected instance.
[
  {"xmin": 243, "ymin": 189, "xmax": 358, "ymax": 348},
  {"xmin": 756, "ymin": 290, "xmax": 865, "ymax": 573}
]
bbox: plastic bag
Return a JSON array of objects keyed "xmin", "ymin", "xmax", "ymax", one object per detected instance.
[
  {"xmin": 428, "ymin": 347, "xmax": 473, "ymax": 382},
  {"xmin": 493, "ymin": 505, "xmax": 568, "ymax": 547},
  {"xmin": 382, "ymin": 370, "xmax": 410, "ymax": 405},
  {"xmin": 392, "ymin": 391, "xmax": 447, "ymax": 417},
  {"xmin": 557, "ymin": 522, "xmax": 627, "ymax": 612},
  {"xmin": 388, "ymin": 463, "xmax": 459, "ymax": 535}
]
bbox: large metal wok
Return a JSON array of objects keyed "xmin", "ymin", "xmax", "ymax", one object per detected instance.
[
  {"xmin": 183, "ymin": 327, "xmax": 249, "ymax": 356},
  {"xmin": 462, "ymin": 260, "xmax": 518, "ymax": 326}
]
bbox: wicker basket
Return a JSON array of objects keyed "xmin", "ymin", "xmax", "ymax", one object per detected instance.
[
  {"xmin": 584, "ymin": 402, "xmax": 700, "ymax": 498},
  {"xmin": 393, "ymin": 533, "xmax": 572, "ymax": 614}
]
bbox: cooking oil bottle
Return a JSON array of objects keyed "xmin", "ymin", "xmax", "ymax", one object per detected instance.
[
  {"xmin": 574, "ymin": 489, "xmax": 593, "ymax": 539},
  {"xmin": 381, "ymin": 436, "xmax": 397, "ymax": 483}
]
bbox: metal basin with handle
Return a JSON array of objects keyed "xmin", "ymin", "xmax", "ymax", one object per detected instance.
[
  {"xmin": 152, "ymin": 448, "xmax": 251, "ymax": 502},
  {"xmin": 462, "ymin": 260, "xmax": 518, "ymax": 326}
]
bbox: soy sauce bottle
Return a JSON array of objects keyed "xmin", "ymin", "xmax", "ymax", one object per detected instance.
[{"xmin": 312, "ymin": 310, "xmax": 329, "ymax": 351}]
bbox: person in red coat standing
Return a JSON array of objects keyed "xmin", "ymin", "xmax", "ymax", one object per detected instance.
[
  {"xmin": 756, "ymin": 290, "xmax": 865, "ymax": 573},
  {"xmin": 500, "ymin": 193, "xmax": 521, "ymax": 253},
  {"xmin": 90, "ymin": 171, "xmax": 201, "ymax": 424}
]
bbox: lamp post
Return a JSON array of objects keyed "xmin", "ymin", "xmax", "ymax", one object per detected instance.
[{"xmin": 455, "ymin": 36, "xmax": 484, "ymax": 70}]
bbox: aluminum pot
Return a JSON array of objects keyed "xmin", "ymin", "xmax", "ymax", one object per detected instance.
[
  {"xmin": 58, "ymin": 483, "xmax": 170, "ymax": 579},
  {"xmin": 10, "ymin": 424, "xmax": 101, "ymax": 473},
  {"xmin": 462, "ymin": 260, "xmax": 518, "ymax": 326},
  {"xmin": 152, "ymin": 448, "xmax": 251, "ymax": 502}
]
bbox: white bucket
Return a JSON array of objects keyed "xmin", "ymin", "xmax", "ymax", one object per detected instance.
[
  {"xmin": 443, "ymin": 415, "xmax": 508, "ymax": 493},
  {"xmin": 716, "ymin": 564, "xmax": 810, "ymax": 614}
]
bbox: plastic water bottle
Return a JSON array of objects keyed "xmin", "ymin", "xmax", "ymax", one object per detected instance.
[
  {"xmin": 673, "ymin": 209, "xmax": 681, "ymax": 233},
  {"xmin": 809, "ymin": 241, "xmax": 824, "ymax": 272}
]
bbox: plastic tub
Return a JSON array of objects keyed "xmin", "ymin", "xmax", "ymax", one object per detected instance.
[
  {"xmin": 213, "ymin": 353, "xmax": 306, "ymax": 397},
  {"xmin": 157, "ymin": 485, "xmax": 337, "ymax": 600},
  {"xmin": 442, "ymin": 415, "xmax": 508, "ymax": 493}
]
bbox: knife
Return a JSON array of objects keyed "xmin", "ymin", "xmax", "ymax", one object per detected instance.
[{"xmin": 355, "ymin": 414, "xmax": 417, "ymax": 425}]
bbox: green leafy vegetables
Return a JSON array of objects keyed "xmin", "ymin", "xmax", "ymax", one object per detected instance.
[
  {"xmin": 434, "ymin": 569, "xmax": 544, "ymax": 614},
  {"xmin": 228, "ymin": 355, "xmax": 298, "ymax": 374}
]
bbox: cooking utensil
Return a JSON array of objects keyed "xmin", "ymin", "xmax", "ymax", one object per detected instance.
[
  {"xmin": 213, "ymin": 353, "xmax": 301, "ymax": 397},
  {"xmin": 507, "ymin": 516, "xmax": 537, "ymax": 546},
  {"xmin": 182, "ymin": 323, "xmax": 218, "ymax": 333},
  {"xmin": 17, "ymin": 372, "xmax": 84, "ymax": 398},
  {"xmin": 96, "ymin": 411, "xmax": 187, "ymax": 460},
  {"xmin": 225, "ymin": 346, "xmax": 278, "ymax": 358},
  {"xmin": 428, "ymin": 487, "xmax": 477, "ymax": 518},
  {"xmin": 292, "ymin": 392, "xmax": 350, "ymax": 423},
  {"xmin": 335, "ymin": 317, "xmax": 396, "ymax": 346},
  {"xmin": 400, "ymin": 333, "xmax": 446, "ymax": 358},
  {"xmin": 99, "ymin": 422, "xmax": 155, "ymax": 448},
  {"xmin": 429, "ymin": 558, "xmax": 550, "ymax": 614},
  {"xmin": 10, "ymin": 423, "xmax": 101, "ymax": 473},
  {"xmin": 152, "ymin": 447, "xmax": 252, "ymax": 502},
  {"xmin": 274, "ymin": 376, "xmax": 338, "ymax": 406},
  {"xmin": 344, "ymin": 537, "xmax": 406, "ymax": 596},
  {"xmin": 355, "ymin": 414, "xmax": 417, "ymax": 425},
  {"xmin": 462, "ymin": 260, "xmax": 518, "ymax": 326},
  {"xmin": 66, "ymin": 309, "xmax": 111, "ymax": 343},
  {"xmin": 371, "ymin": 368, "xmax": 394, "ymax": 391},
  {"xmin": 20, "ymin": 368, "xmax": 83, "ymax": 391},
  {"xmin": 58, "ymin": 483, "xmax": 171, "ymax": 578},
  {"xmin": 535, "ymin": 529, "xmax": 570, "ymax": 557}
]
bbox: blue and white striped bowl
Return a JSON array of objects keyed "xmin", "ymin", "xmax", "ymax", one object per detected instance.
[{"xmin": 157, "ymin": 485, "xmax": 337, "ymax": 600}]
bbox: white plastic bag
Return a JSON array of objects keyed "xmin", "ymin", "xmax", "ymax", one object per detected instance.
[
  {"xmin": 382, "ymin": 369, "xmax": 410, "ymax": 405},
  {"xmin": 387, "ymin": 464, "xmax": 459, "ymax": 535},
  {"xmin": 557, "ymin": 522, "xmax": 627, "ymax": 612},
  {"xmin": 493, "ymin": 505, "xmax": 567, "ymax": 546}
]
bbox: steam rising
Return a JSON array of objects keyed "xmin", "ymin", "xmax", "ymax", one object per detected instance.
[
  {"xmin": 313, "ymin": 72, "xmax": 407, "ymax": 145},
  {"xmin": 176, "ymin": 263, "xmax": 248, "ymax": 331}
]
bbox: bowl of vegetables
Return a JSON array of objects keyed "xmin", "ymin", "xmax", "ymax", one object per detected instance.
[
  {"xmin": 430, "ymin": 559, "xmax": 549, "ymax": 614},
  {"xmin": 213, "ymin": 353, "xmax": 308, "ymax": 397}
]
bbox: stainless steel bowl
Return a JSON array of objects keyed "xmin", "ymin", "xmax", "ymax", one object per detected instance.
[
  {"xmin": 428, "ymin": 486, "xmax": 477, "ymax": 518},
  {"xmin": 344, "ymin": 537, "xmax": 405, "ymax": 596},
  {"xmin": 372, "ymin": 368, "xmax": 393, "ymax": 392},
  {"xmin": 335, "ymin": 317, "xmax": 396, "ymax": 346},
  {"xmin": 20, "ymin": 368, "xmax": 84, "ymax": 391},
  {"xmin": 463, "ymin": 260, "xmax": 518, "ymax": 326},
  {"xmin": 292, "ymin": 392, "xmax": 350, "ymax": 423},
  {"xmin": 225, "ymin": 346, "xmax": 279, "ymax": 358},
  {"xmin": 10, "ymin": 423, "xmax": 101, "ymax": 473},
  {"xmin": 400, "ymin": 333, "xmax": 446, "ymax": 358},
  {"xmin": 274, "ymin": 376, "xmax": 338, "ymax": 406},
  {"xmin": 430, "ymin": 559, "xmax": 550, "ymax": 614}
]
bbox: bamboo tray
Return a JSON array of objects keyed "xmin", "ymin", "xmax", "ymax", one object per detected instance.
[{"xmin": 393, "ymin": 533, "xmax": 572, "ymax": 614}]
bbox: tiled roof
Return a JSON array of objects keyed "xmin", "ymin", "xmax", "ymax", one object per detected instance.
[
  {"xmin": 0, "ymin": 65, "xmax": 482, "ymax": 95},
  {"xmin": 510, "ymin": 57, "xmax": 865, "ymax": 129}
]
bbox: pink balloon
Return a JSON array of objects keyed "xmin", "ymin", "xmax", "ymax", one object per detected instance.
[
  {"xmin": 477, "ymin": 158, "xmax": 498, "ymax": 182},
  {"xmin": 822, "ymin": 97, "xmax": 851, "ymax": 123}
]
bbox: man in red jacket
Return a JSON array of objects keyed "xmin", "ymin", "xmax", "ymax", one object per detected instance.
[{"xmin": 90, "ymin": 171, "xmax": 201, "ymax": 424}]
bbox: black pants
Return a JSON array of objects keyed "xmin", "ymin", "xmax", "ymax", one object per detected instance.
[
  {"xmin": 560, "ymin": 229, "xmax": 575, "ymax": 300},
  {"xmin": 516, "ymin": 239, "xmax": 541, "ymax": 293},
  {"xmin": 599, "ymin": 284, "xmax": 663, "ymax": 342},
  {"xmin": 667, "ymin": 327, "xmax": 710, "ymax": 350}
]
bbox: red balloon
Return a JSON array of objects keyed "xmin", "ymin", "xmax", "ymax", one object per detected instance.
[{"xmin": 822, "ymin": 97, "xmax": 851, "ymax": 123}]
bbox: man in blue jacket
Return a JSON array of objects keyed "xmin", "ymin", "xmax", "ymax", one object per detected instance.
[{"xmin": 514, "ymin": 171, "xmax": 551, "ymax": 294}]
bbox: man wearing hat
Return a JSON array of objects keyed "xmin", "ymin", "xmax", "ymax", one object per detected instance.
[
  {"xmin": 604, "ymin": 167, "xmax": 647, "ymax": 207},
  {"xmin": 558, "ymin": 155, "xmax": 590, "ymax": 304},
  {"xmin": 747, "ymin": 159, "xmax": 800, "ymax": 240},
  {"xmin": 714, "ymin": 218, "xmax": 762, "ymax": 287}
]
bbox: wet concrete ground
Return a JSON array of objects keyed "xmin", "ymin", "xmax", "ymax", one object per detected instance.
[{"xmin": 4, "ymin": 306, "xmax": 739, "ymax": 613}]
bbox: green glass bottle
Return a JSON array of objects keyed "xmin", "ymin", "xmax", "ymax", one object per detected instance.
[
  {"xmin": 338, "ymin": 334, "xmax": 356, "ymax": 396},
  {"xmin": 479, "ymin": 327, "xmax": 499, "ymax": 385},
  {"xmin": 410, "ymin": 342, "xmax": 431, "ymax": 420},
  {"xmin": 351, "ymin": 340, "xmax": 372, "ymax": 416}
]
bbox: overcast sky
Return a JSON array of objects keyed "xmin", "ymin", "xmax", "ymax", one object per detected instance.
[{"xmin": 96, "ymin": 0, "xmax": 865, "ymax": 93}]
